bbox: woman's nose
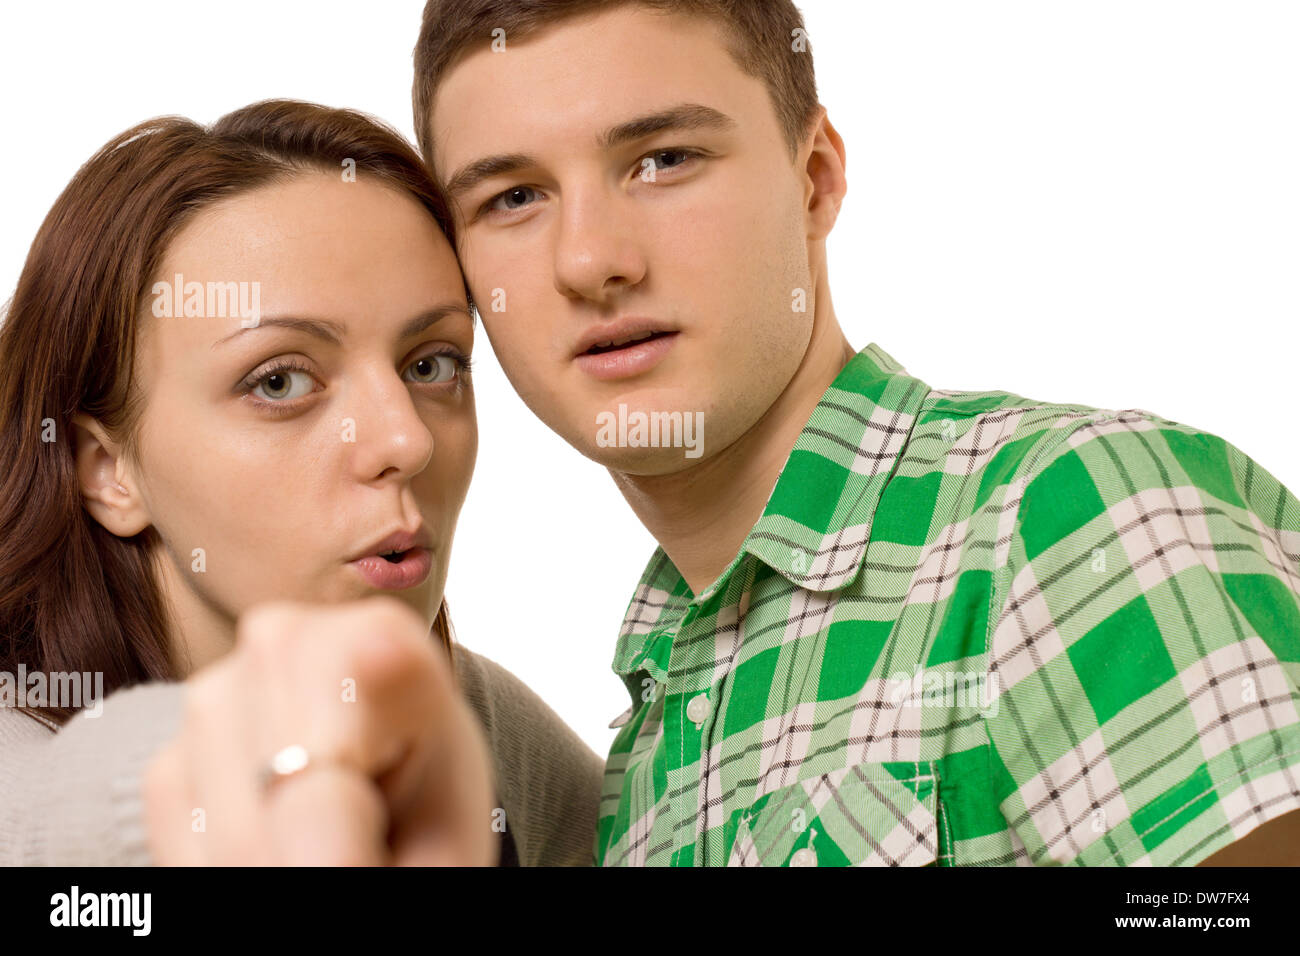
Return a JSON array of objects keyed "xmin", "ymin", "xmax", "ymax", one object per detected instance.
[{"xmin": 346, "ymin": 372, "xmax": 435, "ymax": 483}]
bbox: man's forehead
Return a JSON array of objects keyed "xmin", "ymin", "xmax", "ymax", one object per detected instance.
[{"xmin": 427, "ymin": 5, "xmax": 752, "ymax": 171}]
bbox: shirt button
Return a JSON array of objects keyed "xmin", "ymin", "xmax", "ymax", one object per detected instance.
[
  {"xmin": 790, "ymin": 848, "xmax": 818, "ymax": 867},
  {"xmin": 686, "ymin": 693, "xmax": 711, "ymax": 726}
]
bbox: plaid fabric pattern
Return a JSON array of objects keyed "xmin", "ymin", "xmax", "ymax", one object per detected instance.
[{"xmin": 594, "ymin": 343, "xmax": 1300, "ymax": 866}]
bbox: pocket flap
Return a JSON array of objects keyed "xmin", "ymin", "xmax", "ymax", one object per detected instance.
[{"xmin": 727, "ymin": 761, "xmax": 939, "ymax": 866}]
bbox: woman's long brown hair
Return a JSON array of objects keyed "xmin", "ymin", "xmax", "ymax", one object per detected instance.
[{"xmin": 0, "ymin": 100, "xmax": 464, "ymax": 726}]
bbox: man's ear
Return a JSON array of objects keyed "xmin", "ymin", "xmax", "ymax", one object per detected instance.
[
  {"xmin": 800, "ymin": 105, "xmax": 848, "ymax": 241},
  {"xmin": 71, "ymin": 412, "xmax": 152, "ymax": 537}
]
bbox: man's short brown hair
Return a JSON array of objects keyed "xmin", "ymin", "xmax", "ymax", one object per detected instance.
[{"xmin": 413, "ymin": 0, "xmax": 820, "ymax": 168}]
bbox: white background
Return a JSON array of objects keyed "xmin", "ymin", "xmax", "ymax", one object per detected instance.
[{"xmin": 2, "ymin": 1, "xmax": 1296, "ymax": 757}]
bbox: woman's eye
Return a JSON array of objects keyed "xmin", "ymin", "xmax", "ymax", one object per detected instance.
[
  {"xmin": 254, "ymin": 368, "xmax": 315, "ymax": 402},
  {"xmin": 404, "ymin": 353, "xmax": 460, "ymax": 384},
  {"xmin": 488, "ymin": 186, "xmax": 540, "ymax": 214}
]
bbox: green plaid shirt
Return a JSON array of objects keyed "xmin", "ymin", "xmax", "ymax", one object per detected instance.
[{"xmin": 594, "ymin": 343, "xmax": 1300, "ymax": 866}]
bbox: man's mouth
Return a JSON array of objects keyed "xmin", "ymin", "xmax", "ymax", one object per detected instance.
[
  {"xmin": 583, "ymin": 330, "xmax": 676, "ymax": 355},
  {"xmin": 572, "ymin": 319, "xmax": 680, "ymax": 381}
]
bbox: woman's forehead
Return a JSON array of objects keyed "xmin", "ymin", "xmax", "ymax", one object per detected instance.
[{"xmin": 144, "ymin": 175, "xmax": 465, "ymax": 350}]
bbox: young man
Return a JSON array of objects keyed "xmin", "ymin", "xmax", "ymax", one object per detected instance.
[{"xmin": 413, "ymin": 1, "xmax": 1300, "ymax": 865}]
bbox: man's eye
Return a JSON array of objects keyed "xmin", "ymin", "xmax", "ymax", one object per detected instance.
[
  {"xmin": 404, "ymin": 353, "xmax": 462, "ymax": 384},
  {"xmin": 488, "ymin": 186, "xmax": 540, "ymax": 214},
  {"xmin": 639, "ymin": 149, "xmax": 702, "ymax": 178},
  {"xmin": 648, "ymin": 149, "xmax": 693, "ymax": 171}
]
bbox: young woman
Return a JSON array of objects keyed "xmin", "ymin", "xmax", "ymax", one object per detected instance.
[{"xmin": 0, "ymin": 100, "xmax": 599, "ymax": 865}]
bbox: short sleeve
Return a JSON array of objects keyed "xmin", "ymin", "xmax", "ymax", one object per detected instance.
[{"xmin": 983, "ymin": 411, "xmax": 1300, "ymax": 865}]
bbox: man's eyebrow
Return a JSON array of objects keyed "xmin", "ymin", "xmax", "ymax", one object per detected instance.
[
  {"xmin": 598, "ymin": 103, "xmax": 737, "ymax": 151},
  {"xmin": 211, "ymin": 305, "xmax": 471, "ymax": 350},
  {"xmin": 442, "ymin": 103, "xmax": 737, "ymax": 200},
  {"xmin": 444, "ymin": 154, "xmax": 537, "ymax": 201}
]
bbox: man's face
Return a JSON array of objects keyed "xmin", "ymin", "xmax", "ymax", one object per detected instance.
[{"xmin": 430, "ymin": 5, "xmax": 818, "ymax": 474}]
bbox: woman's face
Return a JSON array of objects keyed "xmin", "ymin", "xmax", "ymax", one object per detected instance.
[{"xmin": 123, "ymin": 172, "xmax": 476, "ymax": 649}]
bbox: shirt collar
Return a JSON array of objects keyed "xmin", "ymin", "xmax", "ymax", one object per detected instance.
[
  {"xmin": 611, "ymin": 343, "xmax": 930, "ymax": 680},
  {"xmin": 741, "ymin": 342, "xmax": 930, "ymax": 591}
]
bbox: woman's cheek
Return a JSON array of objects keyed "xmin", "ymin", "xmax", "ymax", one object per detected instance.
[{"xmin": 431, "ymin": 426, "xmax": 475, "ymax": 516}]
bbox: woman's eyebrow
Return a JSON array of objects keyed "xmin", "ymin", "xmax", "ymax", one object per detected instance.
[
  {"xmin": 211, "ymin": 317, "xmax": 345, "ymax": 349},
  {"xmin": 211, "ymin": 305, "xmax": 471, "ymax": 350},
  {"xmin": 400, "ymin": 303, "xmax": 474, "ymax": 339}
]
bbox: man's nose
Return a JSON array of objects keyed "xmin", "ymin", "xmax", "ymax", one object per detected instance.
[{"xmin": 551, "ymin": 189, "xmax": 647, "ymax": 303}]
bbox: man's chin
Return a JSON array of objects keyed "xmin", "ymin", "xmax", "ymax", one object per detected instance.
[
  {"xmin": 570, "ymin": 439, "xmax": 708, "ymax": 476},
  {"xmin": 562, "ymin": 398, "xmax": 708, "ymax": 470}
]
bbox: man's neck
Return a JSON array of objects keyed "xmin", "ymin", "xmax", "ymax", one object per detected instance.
[{"xmin": 610, "ymin": 287, "xmax": 855, "ymax": 596}]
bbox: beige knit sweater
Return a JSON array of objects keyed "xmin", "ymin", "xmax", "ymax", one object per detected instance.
[{"xmin": 0, "ymin": 646, "xmax": 603, "ymax": 866}]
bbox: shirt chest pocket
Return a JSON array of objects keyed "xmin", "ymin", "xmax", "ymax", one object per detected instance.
[{"xmin": 727, "ymin": 761, "xmax": 940, "ymax": 866}]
